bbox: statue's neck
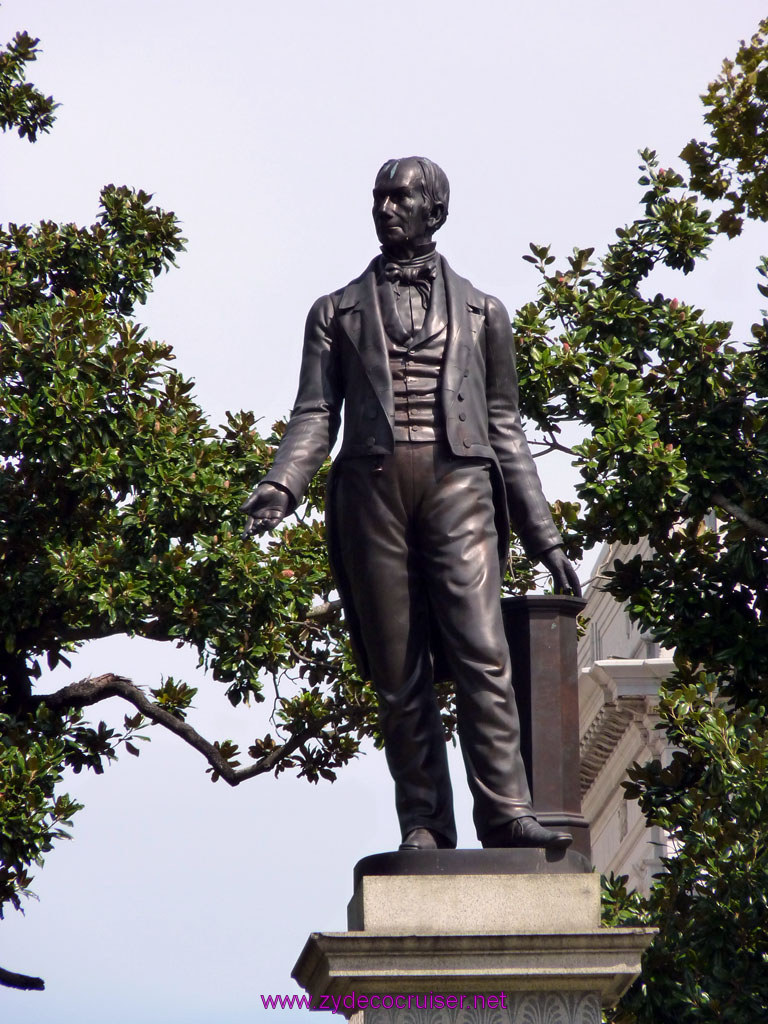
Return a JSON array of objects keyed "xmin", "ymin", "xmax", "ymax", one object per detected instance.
[{"xmin": 380, "ymin": 240, "xmax": 437, "ymax": 264}]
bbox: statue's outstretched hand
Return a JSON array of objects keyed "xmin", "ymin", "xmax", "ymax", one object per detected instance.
[
  {"xmin": 539, "ymin": 546, "xmax": 582, "ymax": 598},
  {"xmin": 241, "ymin": 483, "xmax": 293, "ymax": 538}
]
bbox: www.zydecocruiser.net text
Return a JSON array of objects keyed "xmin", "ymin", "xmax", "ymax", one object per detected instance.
[{"xmin": 261, "ymin": 991, "xmax": 509, "ymax": 1013}]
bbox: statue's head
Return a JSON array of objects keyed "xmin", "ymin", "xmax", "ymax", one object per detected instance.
[{"xmin": 372, "ymin": 156, "xmax": 450, "ymax": 256}]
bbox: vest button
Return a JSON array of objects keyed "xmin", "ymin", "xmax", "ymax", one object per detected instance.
[
  {"xmin": 366, "ymin": 436, "xmax": 376, "ymax": 446},
  {"xmin": 458, "ymin": 412, "xmax": 466, "ymax": 421},
  {"xmin": 463, "ymin": 438, "xmax": 472, "ymax": 448},
  {"xmin": 457, "ymin": 393, "xmax": 464, "ymax": 401}
]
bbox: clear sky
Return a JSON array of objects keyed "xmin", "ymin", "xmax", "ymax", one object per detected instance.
[{"xmin": 2, "ymin": 2, "xmax": 767, "ymax": 1022}]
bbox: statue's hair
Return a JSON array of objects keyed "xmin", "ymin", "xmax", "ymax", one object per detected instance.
[{"xmin": 376, "ymin": 156, "xmax": 450, "ymax": 228}]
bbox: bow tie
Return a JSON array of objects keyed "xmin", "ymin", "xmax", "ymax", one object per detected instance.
[{"xmin": 382, "ymin": 258, "xmax": 438, "ymax": 309}]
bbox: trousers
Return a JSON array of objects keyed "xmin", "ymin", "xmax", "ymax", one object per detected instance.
[{"xmin": 333, "ymin": 443, "xmax": 533, "ymax": 846}]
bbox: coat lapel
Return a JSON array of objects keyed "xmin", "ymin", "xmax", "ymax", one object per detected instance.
[
  {"xmin": 336, "ymin": 259, "xmax": 373, "ymax": 351},
  {"xmin": 337, "ymin": 259, "xmax": 394, "ymax": 412},
  {"xmin": 442, "ymin": 257, "xmax": 485, "ymax": 395}
]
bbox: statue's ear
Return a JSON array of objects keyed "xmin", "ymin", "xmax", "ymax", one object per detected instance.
[{"xmin": 429, "ymin": 202, "xmax": 447, "ymax": 231}]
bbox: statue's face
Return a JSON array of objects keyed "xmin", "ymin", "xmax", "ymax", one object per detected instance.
[{"xmin": 372, "ymin": 159, "xmax": 435, "ymax": 252}]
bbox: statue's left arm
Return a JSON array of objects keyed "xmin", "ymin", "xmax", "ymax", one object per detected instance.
[{"xmin": 483, "ymin": 294, "xmax": 581, "ymax": 596}]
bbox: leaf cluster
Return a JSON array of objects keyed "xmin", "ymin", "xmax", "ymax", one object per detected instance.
[
  {"xmin": 0, "ymin": 30, "xmax": 56, "ymax": 141},
  {"xmin": 681, "ymin": 17, "xmax": 768, "ymax": 236},
  {"xmin": 0, "ymin": 700, "xmax": 80, "ymax": 916},
  {"xmin": 606, "ymin": 679, "xmax": 768, "ymax": 1023}
]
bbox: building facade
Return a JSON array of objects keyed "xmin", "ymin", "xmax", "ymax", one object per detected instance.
[{"xmin": 577, "ymin": 541, "xmax": 674, "ymax": 893}]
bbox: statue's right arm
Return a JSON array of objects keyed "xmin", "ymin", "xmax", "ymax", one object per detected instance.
[{"xmin": 242, "ymin": 295, "xmax": 342, "ymax": 534}]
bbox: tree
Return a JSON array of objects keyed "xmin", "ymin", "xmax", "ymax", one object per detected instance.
[
  {"xmin": 512, "ymin": 19, "xmax": 768, "ymax": 1022},
  {"xmin": 0, "ymin": 27, "xmax": 379, "ymax": 990}
]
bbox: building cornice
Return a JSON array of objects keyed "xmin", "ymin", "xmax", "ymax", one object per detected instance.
[{"xmin": 579, "ymin": 658, "xmax": 674, "ymax": 795}]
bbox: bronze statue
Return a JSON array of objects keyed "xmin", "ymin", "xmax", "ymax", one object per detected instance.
[{"xmin": 242, "ymin": 157, "xmax": 581, "ymax": 851}]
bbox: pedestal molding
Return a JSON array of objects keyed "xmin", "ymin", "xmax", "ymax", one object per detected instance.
[{"xmin": 294, "ymin": 928, "xmax": 655, "ymax": 1007}]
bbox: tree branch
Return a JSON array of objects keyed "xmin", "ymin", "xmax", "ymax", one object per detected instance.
[
  {"xmin": 304, "ymin": 598, "xmax": 343, "ymax": 623},
  {"xmin": 528, "ymin": 435, "xmax": 576, "ymax": 458},
  {"xmin": 545, "ymin": 435, "xmax": 576, "ymax": 457},
  {"xmin": 18, "ymin": 613, "xmax": 180, "ymax": 653},
  {"xmin": 530, "ymin": 444, "xmax": 557, "ymax": 460},
  {"xmin": 711, "ymin": 492, "xmax": 768, "ymax": 537},
  {"xmin": 0, "ymin": 964, "xmax": 45, "ymax": 991},
  {"xmin": 31, "ymin": 674, "xmax": 333, "ymax": 785}
]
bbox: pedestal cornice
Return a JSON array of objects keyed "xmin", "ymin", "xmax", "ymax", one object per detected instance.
[{"xmin": 294, "ymin": 928, "xmax": 655, "ymax": 1008}]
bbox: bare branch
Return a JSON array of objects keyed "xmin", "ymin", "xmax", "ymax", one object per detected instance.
[
  {"xmin": 283, "ymin": 639, "xmax": 330, "ymax": 668},
  {"xmin": 528, "ymin": 435, "xmax": 576, "ymax": 459},
  {"xmin": 269, "ymin": 670, "xmax": 284, "ymax": 727},
  {"xmin": 31, "ymin": 674, "xmax": 333, "ymax": 785},
  {"xmin": 0, "ymin": 964, "xmax": 45, "ymax": 991},
  {"xmin": 711, "ymin": 492, "xmax": 768, "ymax": 537},
  {"xmin": 531, "ymin": 445, "xmax": 556, "ymax": 460},
  {"xmin": 544, "ymin": 434, "xmax": 576, "ymax": 457}
]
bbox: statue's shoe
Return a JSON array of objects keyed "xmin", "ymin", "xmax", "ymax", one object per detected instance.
[
  {"xmin": 482, "ymin": 816, "xmax": 572, "ymax": 850},
  {"xmin": 398, "ymin": 827, "xmax": 454, "ymax": 851}
]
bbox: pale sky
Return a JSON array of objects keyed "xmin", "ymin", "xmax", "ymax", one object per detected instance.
[{"xmin": 2, "ymin": 2, "xmax": 767, "ymax": 1022}]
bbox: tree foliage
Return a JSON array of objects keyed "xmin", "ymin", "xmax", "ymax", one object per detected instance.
[
  {"xmin": 0, "ymin": 27, "xmax": 379, "ymax": 988},
  {"xmin": 508, "ymin": 19, "xmax": 768, "ymax": 1023},
  {"xmin": 682, "ymin": 19, "xmax": 768, "ymax": 236},
  {"xmin": 0, "ymin": 178, "xmax": 382, "ymax": 898},
  {"xmin": 0, "ymin": 29, "xmax": 56, "ymax": 141}
]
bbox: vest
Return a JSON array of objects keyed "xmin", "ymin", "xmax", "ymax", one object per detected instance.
[{"xmin": 377, "ymin": 260, "xmax": 449, "ymax": 442}]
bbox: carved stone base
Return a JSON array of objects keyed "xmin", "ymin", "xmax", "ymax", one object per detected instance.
[
  {"xmin": 353, "ymin": 990, "xmax": 601, "ymax": 1024},
  {"xmin": 294, "ymin": 928, "xmax": 654, "ymax": 1015}
]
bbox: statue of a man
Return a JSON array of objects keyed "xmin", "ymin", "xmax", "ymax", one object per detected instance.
[{"xmin": 243, "ymin": 157, "xmax": 581, "ymax": 851}]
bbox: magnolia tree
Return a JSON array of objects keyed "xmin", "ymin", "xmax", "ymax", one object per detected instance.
[
  {"xmin": 511, "ymin": 22, "xmax": 768, "ymax": 1022},
  {"xmin": 0, "ymin": 28, "xmax": 381, "ymax": 992},
  {"xmin": 1, "ymin": 17, "xmax": 767, "ymax": 1016}
]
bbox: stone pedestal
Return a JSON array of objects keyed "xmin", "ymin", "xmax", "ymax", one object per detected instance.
[{"xmin": 292, "ymin": 851, "xmax": 654, "ymax": 1023}]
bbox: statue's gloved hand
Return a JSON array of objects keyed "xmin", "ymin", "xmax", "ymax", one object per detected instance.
[
  {"xmin": 241, "ymin": 483, "xmax": 293, "ymax": 538},
  {"xmin": 539, "ymin": 546, "xmax": 582, "ymax": 597}
]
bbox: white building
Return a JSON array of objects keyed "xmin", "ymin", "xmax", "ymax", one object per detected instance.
[{"xmin": 578, "ymin": 541, "xmax": 674, "ymax": 893}]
